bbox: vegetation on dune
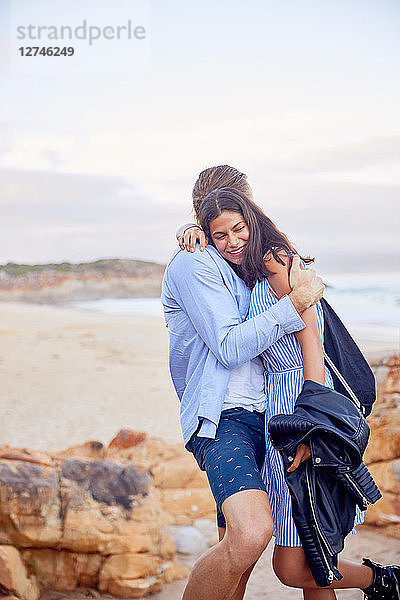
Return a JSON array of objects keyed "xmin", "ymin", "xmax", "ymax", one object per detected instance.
[{"xmin": 0, "ymin": 259, "xmax": 165, "ymax": 277}]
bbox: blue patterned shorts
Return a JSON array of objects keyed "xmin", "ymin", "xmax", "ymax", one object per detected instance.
[{"xmin": 185, "ymin": 408, "xmax": 267, "ymax": 528}]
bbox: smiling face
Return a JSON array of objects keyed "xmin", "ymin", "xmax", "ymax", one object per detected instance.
[{"xmin": 209, "ymin": 210, "xmax": 250, "ymax": 264}]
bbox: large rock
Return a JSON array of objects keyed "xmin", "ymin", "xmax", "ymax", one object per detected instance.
[
  {"xmin": 58, "ymin": 459, "xmax": 165, "ymax": 556},
  {"xmin": 60, "ymin": 494, "xmax": 161, "ymax": 554},
  {"xmin": 21, "ymin": 549, "xmax": 101, "ymax": 590},
  {"xmin": 368, "ymin": 459, "xmax": 400, "ymax": 495},
  {"xmin": 152, "ymin": 455, "xmax": 208, "ymax": 489},
  {"xmin": 0, "ymin": 460, "xmax": 62, "ymax": 547},
  {"xmin": 364, "ymin": 413, "xmax": 400, "ymax": 464},
  {"xmin": 0, "ymin": 443, "xmax": 189, "ymax": 598},
  {"xmin": 382, "ymin": 355, "xmax": 400, "ymax": 394},
  {"xmin": 99, "ymin": 553, "xmax": 160, "ymax": 581},
  {"xmin": 0, "ymin": 448, "xmax": 53, "ymax": 467},
  {"xmin": 109, "ymin": 437, "xmax": 185, "ymax": 471},
  {"xmin": 99, "ymin": 554, "xmax": 162, "ymax": 598},
  {"xmin": 161, "ymin": 488, "xmax": 216, "ymax": 525},
  {"xmin": 162, "ymin": 561, "xmax": 190, "ymax": 584},
  {"xmin": 101, "ymin": 576, "xmax": 162, "ymax": 599},
  {"xmin": 108, "ymin": 430, "xmax": 148, "ymax": 454},
  {"xmin": 363, "ymin": 356, "xmax": 400, "ymax": 538},
  {"xmin": 53, "ymin": 441, "xmax": 106, "ymax": 461},
  {"xmin": 60, "ymin": 458, "xmax": 151, "ymax": 510},
  {"xmin": 364, "ymin": 493, "xmax": 400, "ymax": 527},
  {"xmin": 0, "ymin": 546, "xmax": 40, "ymax": 600}
]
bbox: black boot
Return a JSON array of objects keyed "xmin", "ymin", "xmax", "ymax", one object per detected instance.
[{"xmin": 362, "ymin": 557, "xmax": 400, "ymax": 600}]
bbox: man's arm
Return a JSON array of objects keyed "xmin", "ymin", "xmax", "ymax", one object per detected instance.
[{"xmin": 168, "ymin": 248, "xmax": 306, "ymax": 369}]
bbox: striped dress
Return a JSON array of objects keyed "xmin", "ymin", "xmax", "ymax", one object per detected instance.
[{"xmin": 248, "ymin": 279, "xmax": 365, "ymax": 547}]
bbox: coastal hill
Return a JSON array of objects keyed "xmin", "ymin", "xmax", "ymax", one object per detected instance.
[{"xmin": 0, "ymin": 259, "xmax": 165, "ymax": 303}]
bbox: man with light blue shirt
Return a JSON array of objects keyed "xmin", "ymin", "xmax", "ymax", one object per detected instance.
[{"xmin": 161, "ymin": 243, "xmax": 324, "ymax": 600}]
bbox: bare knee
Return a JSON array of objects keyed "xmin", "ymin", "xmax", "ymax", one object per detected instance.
[
  {"xmin": 273, "ymin": 564, "xmax": 304, "ymax": 588},
  {"xmin": 227, "ymin": 521, "xmax": 273, "ymax": 572},
  {"xmin": 273, "ymin": 547, "xmax": 312, "ymax": 588},
  {"xmin": 221, "ymin": 490, "xmax": 274, "ymax": 573}
]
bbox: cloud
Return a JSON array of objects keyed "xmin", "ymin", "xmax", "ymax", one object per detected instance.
[
  {"xmin": 0, "ymin": 121, "xmax": 14, "ymax": 155},
  {"xmin": 253, "ymin": 136, "xmax": 400, "ymax": 177},
  {"xmin": 253, "ymin": 179, "xmax": 400, "ymax": 272},
  {"xmin": 0, "ymin": 167, "xmax": 188, "ymax": 263},
  {"xmin": 0, "ymin": 166, "xmax": 398, "ymax": 272},
  {"xmin": 300, "ymin": 136, "xmax": 400, "ymax": 172}
]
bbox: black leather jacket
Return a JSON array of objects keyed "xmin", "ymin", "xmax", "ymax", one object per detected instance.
[{"xmin": 268, "ymin": 380, "xmax": 382, "ymax": 587}]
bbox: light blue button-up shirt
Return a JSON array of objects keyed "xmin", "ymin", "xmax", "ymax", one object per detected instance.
[{"xmin": 161, "ymin": 245, "xmax": 305, "ymax": 444}]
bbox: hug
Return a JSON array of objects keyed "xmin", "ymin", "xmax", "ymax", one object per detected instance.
[{"xmin": 162, "ymin": 165, "xmax": 399, "ymax": 600}]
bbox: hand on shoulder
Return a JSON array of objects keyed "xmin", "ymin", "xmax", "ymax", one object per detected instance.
[
  {"xmin": 177, "ymin": 225, "xmax": 208, "ymax": 253},
  {"xmin": 289, "ymin": 256, "xmax": 324, "ymax": 314}
]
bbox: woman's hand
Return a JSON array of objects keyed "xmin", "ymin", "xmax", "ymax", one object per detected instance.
[
  {"xmin": 178, "ymin": 226, "xmax": 208, "ymax": 252},
  {"xmin": 287, "ymin": 443, "xmax": 311, "ymax": 472}
]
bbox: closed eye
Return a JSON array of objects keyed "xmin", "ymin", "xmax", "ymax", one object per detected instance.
[{"xmin": 212, "ymin": 223, "xmax": 246, "ymax": 239}]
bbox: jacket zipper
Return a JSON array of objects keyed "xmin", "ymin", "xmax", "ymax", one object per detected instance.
[
  {"xmin": 305, "ymin": 462, "xmax": 335, "ymax": 583},
  {"xmin": 343, "ymin": 472, "xmax": 369, "ymax": 510}
]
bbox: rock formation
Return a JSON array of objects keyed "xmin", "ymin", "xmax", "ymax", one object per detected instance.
[
  {"xmin": 0, "ymin": 434, "xmax": 193, "ymax": 599},
  {"xmin": 363, "ymin": 354, "xmax": 400, "ymax": 538},
  {"xmin": 0, "ymin": 354, "xmax": 399, "ymax": 599}
]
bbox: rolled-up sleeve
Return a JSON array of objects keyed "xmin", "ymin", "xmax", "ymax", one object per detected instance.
[{"xmin": 169, "ymin": 249, "xmax": 304, "ymax": 369}]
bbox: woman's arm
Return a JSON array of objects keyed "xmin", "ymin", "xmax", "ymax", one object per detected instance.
[
  {"xmin": 288, "ymin": 307, "xmax": 324, "ymax": 472},
  {"xmin": 295, "ymin": 307, "xmax": 325, "ymax": 384},
  {"xmin": 265, "ymin": 250, "xmax": 325, "ymax": 473},
  {"xmin": 265, "ymin": 251, "xmax": 324, "ymax": 384}
]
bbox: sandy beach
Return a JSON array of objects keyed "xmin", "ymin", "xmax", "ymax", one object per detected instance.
[
  {"xmin": 0, "ymin": 301, "xmax": 399, "ymax": 599},
  {"xmin": 155, "ymin": 528, "xmax": 400, "ymax": 600},
  {"xmin": 0, "ymin": 302, "xmax": 181, "ymax": 451},
  {"xmin": 1, "ymin": 301, "xmax": 398, "ymax": 452}
]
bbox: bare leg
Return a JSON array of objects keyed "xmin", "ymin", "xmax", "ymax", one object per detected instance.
[
  {"xmin": 272, "ymin": 546, "xmax": 337, "ymax": 599},
  {"xmin": 229, "ymin": 563, "xmax": 258, "ymax": 600},
  {"xmin": 216, "ymin": 527, "xmax": 257, "ymax": 600},
  {"xmin": 273, "ymin": 546, "xmax": 374, "ymax": 591},
  {"xmin": 303, "ymin": 589, "xmax": 337, "ymax": 599},
  {"xmin": 182, "ymin": 490, "xmax": 273, "ymax": 600}
]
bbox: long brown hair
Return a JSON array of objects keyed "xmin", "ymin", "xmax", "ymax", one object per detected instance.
[{"xmin": 197, "ymin": 186, "xmax": 313, "ymax": 288}]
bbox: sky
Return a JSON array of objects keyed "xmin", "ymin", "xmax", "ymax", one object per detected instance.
[{"xmin": 0, "ymin": 0, "xmax": 399, "ymax": 273}]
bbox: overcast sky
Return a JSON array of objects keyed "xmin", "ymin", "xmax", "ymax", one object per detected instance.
[{"xmin": 1, "ymin": 0, "xmax": 399, "ymax": 273}]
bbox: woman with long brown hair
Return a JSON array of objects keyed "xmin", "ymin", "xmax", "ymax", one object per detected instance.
[{"xmin": 172, "ymin": 165, "xmax": 399, "ymax": 600}]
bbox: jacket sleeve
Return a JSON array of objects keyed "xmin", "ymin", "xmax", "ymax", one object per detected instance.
[{"xmin": 168, "ymin": 249, "xmax": 305, "ymax": 369}]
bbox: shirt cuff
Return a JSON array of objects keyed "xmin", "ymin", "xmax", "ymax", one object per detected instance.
[
  {"xmin": 197, "ymin": 418, "xmax": 217, "ymax": 438},
  {"xmin": 268, "ymin": 294, "xmax": 305, "ymax": 335}
]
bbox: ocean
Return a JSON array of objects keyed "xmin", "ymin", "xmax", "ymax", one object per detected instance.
[{"xmin": 71, "ymin": 271, "xmax": 400, "ymax": 346}]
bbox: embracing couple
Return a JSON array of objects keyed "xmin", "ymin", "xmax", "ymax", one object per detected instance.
[{"xmin": 161, "ymin": 165, "xmax": 399, "ymax": 600}]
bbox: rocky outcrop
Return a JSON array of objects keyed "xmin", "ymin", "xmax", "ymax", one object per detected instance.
[
  {"xmin": 0, "ymin": 260, "xmax": 165, "ymax": 303},
  {"xmin": 0, "ymin": 355, "xmax": 398, "ymax": 599},
  {"xmin": 364, "ymin": 354, "xmax": 400, "ymax": 538},
  {"xmin": 0, "ymin": 546, "xmax": 40, "ymax": 600},
  {"xmin": 0, "ymin": 433, "xmax": 194, "ymax": 599},
  {"xmin": 106, "ymin": 434, "xmax": 215, "ymax": 526}
]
